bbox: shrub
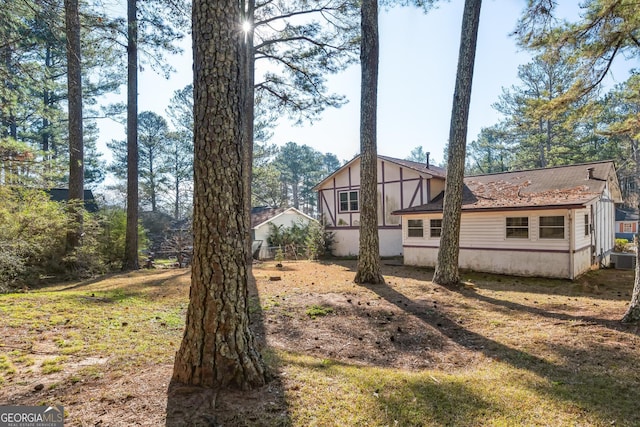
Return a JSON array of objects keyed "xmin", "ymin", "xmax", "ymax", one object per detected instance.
[
  {"xmin": 306, "ymin": 221, "xmax": 334, "ymax": 260},
  {"xmin": 267, "ymin": 220, "xmax": 333, "ymax": 260},
  {"xmin": 0, "ymin": 188, "xmax": 149, "ymax": 291},
  {"xmin": 615, "ymin": 238, "xmax": 629, "ymax": 253}
]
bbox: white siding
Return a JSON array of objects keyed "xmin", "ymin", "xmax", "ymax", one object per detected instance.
[
  {"xmin": 253, "ymin": 210, "xmax": 316, "ymax": 259},
  {"xmin": 331, "ymin": 228, "xmax": 403, "ymax": 257},
  {"xmin": 316, "ymin": 156, "xmax": 440, "ymax": 256},
  {"xmin": 402, "ymin": 209, "xmax": 578, "ymax": 278}
]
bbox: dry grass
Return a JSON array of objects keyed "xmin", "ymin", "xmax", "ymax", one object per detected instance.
[{"xmin": 1, "ymin": 261, "xmax": 639, "ymax": 426}]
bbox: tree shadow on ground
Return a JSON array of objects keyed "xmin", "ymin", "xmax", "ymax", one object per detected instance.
[
  {"xmin": 360, "ymin": 281, "xmax": 640, "ymax": 426},
  {"xmin": 165, "ymin": 269, "xmax": 290, "ymax": 426},
  {"xmin": 283, "ymin": 355, "xmax": 503, "ymax": 426},
  {"xmin": 449, "ymin": 285, "xmax": 640, "ymax": 337}
]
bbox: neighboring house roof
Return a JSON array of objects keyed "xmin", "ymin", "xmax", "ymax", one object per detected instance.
[
  {"xmin": 250, "ymin": 206, "xmax": 317, "ymax": 229},
  {"xmin": 313, "ymin": 154, "xmax": 446, "ymax": 190},
  {"xmin": 46, "ymin": 188, "xmax": 99, "ymax": 213},
  {"xmin": 616, "ymin": 208, "xmax": 639, "ymax": 222},
  {"xmin": 394, "ymin": 161, "xmax": 622, "ymax": 214}
]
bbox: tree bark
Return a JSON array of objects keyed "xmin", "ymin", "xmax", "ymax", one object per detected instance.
[
  {"xmin": 622, "ymin": 201, "xmax": 640, "ymax": 322},
  {"xmin": 172, "ymin": 0, "xmax": 267, "ymax": 389},
  {"xmin": 64, "ymin": 0, "xmax": 84, "ymax": 252},
  {"xmin": 354, "ymin": 0, "xmax": 384, "ymax": 285},
  {"xmin": 123, "ymin": 0, "xmax": 139, "ymax": 271},
  {"xmin": 242, "ymin": 0, "xmax": 255, "ymax": 266},
  {"xmin": 433, "ymin": 0, "xmax": 482, "ymax": 287}
]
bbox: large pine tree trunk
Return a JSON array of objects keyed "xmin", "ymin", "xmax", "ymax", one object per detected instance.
[
  {"xmin": 64, "ymin": 0, "xmax": 83, "ymax": 252},
  {"xmin": 433, "ymin": 0, "xmax": 482, "ymax": 287},
  {"xmin": 123, "ymin": 0, "xmax": 139, "ymax": 271},
  {"xmin": 354, "ymin": 0, "xmax": 384, "ymax": 285},
  {"xmin": 242, "ymin": 0, "xmax": 255, "ymax": 266},
  {"xmin": 172, "ymin": 0, "xmax": 266, "ymax": 389}
]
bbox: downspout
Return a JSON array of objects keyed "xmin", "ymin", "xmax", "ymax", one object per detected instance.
[{"xmin": 568, "ymin": 209, "xmax": 574, "ymax": 280}]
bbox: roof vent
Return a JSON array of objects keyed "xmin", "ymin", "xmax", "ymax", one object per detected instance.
[{"xmin": 587, "ymin": 167, "xmax": 595, "ymax": 180}]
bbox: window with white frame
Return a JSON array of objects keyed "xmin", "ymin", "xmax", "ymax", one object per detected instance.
[
  {"xmin": 506, "ymin": 217, "xmax": 529, "ymax": 238},
  {"xmin": 430, "ymin": 219, "xmax": 442, "ymax": 238},
  {"xmin": 584, "ymin": 214, "xmax": 590, "ymax": 236},
  {"xmin": 623, "ymin": 222, "xmax": 633, "ymax": 233},
  {"xmin": 539, "ymin": 215, "xmax": 565, "ymax": 239},
  {"xmin": 407, "ymin": 219, "xmax": 424, "ymax": 237},
  {"xmin": 339, "ymin": 191, "xmax": 359, "ymax": 212}
]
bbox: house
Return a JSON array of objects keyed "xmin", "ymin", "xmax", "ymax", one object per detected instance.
[
  {"xmin": 393, "ymin": 161, "xmax": 622, "ymax": 279},
  {"xmin": 46, "ymin": 188, "xmax": 99, "ymax": 213},
  {"xmin": 615, "ymin": 208, "xmax": 638, "ymax": 241},
  {"xmin": 313, "ymin": 154, "xmax": 446, "ymax": 257},
  {"xmin": 251, "ymin": 206, "xmax": 317, "ymax": 259}
]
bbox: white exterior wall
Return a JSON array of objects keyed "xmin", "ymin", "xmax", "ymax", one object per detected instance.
[
  {"xmin": 593, "ymin": 186, "xmax": 616, "ymax": 265},
  {"xmin": 332, "ymin": 228, "xmax": 403, "ymax": 257},
  {"xmin": 402, "ymin": 209, "xmax": 586, "ymax": 279},
  {"xmin": 317, "ymin": 156, "xmax": 442, "ymax": 257},
  {"xmin": 253, "ymin": 210, "xmax": 316, "ymax": 259}
]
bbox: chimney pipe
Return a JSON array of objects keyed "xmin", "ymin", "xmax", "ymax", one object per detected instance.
[
  {"xmin": 426, "ymin": 152, "xmax": 430, "ymax": 169},
  {"xmin": 587, "ymin": 167, "xmax": 595, "ymax": 180}
]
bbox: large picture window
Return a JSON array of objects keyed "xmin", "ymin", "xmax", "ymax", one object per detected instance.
[
  {"xmin": 506, "ymin": 217, "xmax": 529, "ymax": 238},
  {"xmin": 430, "ymin": 219, "xmax": 442, "ymax": 238},
  {"xmin": 407, "ymin": 219, "xmax": 424, "ymax": 237},
  {"xmin": 539, "ymin": 216, "xmax": 565, "ymax": 239},
  {"xmin": 339, "ymin": 191, "xmax": 359, "ymax": 212}
]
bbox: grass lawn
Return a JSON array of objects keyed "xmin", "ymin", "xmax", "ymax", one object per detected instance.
[{"xmin": 0, "ymin": 260, "xmax": 638, "ymax": 426}]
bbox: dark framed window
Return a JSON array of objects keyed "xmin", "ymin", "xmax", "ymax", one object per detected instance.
[
  {"xmin": 539, "ymin": 215, "xmax": 565, "ymax": 239},
  {"xmin": 339, "ymin": 191, "xmax": 359, "ymax": 212},
  {"xmin": 584, "ymin": 214, "xmax": 590, "ymax": 236},
  {"xmin": 430, "ymin": 219, "xmax": 442, "ymax": 238},
  {"xmin": 506, "ymin": 217, "xmax": 529, "ymax": 239},
  {"xmin": 407, "ymin": 219, "xmax": 424, "ymax": 237}
]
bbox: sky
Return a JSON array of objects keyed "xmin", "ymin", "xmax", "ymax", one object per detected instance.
[{"xmin": 96, "ymin": 0, "xmax": 633, "ymax": 167}]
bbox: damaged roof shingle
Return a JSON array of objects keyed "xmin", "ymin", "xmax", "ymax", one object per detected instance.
[{"xmin": 393, "ymin": 161, "xmax": 620, "ymax": 214}]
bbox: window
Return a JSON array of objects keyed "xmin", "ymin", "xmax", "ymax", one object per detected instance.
[
  {"xmin": 584, "ymin": 214, "xmax": 590, "ymax": 236},
  {"xmin": 506, "ymin": 217, "xmax": 529, "ymax": 238},
  {"xmin": 407, "ymin": 219, "xmax": 424, "ymax": 237},
  {"xmin": 623, "ymin": 222, "xmax": 634, "ymax": 233},
  {"xmin": 430, "ymin": 219, "xmax": 442, "ymax": 238},
  {"xmin": 539, "ymin": 216, "xmax": 565, "ymax": 239},
  {"xmin": 339, "ymin": 191, "xmax": 359, "ymax": 212}
]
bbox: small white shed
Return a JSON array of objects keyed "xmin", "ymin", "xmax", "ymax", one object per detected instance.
[{"xmin": 251, "ymin": 207, "xmax": 317, "ymax": 259}]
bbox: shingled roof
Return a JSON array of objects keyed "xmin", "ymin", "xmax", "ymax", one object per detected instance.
[
  {"xmin": 393, "ymin": 161, "xmax": 621, "ymax": 214},
  {"xmin": 250, "ymin": 207, "xmax": 287, "ymax": 228},
  {"xmin": 378, "ymin": 155, "xmax": 447, "ymax": 179},
  {"xmin": 313, "ymin": 154, "xmax": 446, "ymax": 190}
]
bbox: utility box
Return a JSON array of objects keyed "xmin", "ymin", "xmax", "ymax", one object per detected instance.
[{"xmin": 611, "ymin": 253, "xmax": 637, "ymax": 270}]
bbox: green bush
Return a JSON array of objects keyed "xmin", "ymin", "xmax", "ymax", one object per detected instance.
[
  {"xmin": 0, "ymin": 187, "xmax": 149, "ymax": 291},
  {"xmin": 0, "ymin": 188, "xmax": 67, "ymax": 289},
  {"xmin": 615, "ymin": 238, "xmax": 629, "ymax": 253},
  {"xmin": 267, "ymin": 220, "xmax": 333, "ymax": 260}
]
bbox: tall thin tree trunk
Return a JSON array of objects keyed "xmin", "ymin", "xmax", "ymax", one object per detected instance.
[
  {"xmin": 174, "ymin": 168, "xmax": 180, "ymax": 220},
  {"xmin": 622, "ymin": 151, "xmax": 640, "ymax": 322},
  {"xmin": 123, "ymin": 0, "xmax": 139, "ymax": 270},
  {"xmin": 354, "ymin": 0, "xmax": 384, "ymax": 285},
  {"xmin": 64, "ymin": 0, "xmax": 84, "ymax": 252},
  {"xmin": 172, "ymin": 0, "xmax": 266, "ymax": 389},
  {"xmin": 242, "ymin": 0, "xmax": 255, "ymax": 265},
  {"xmin": 433, "ymin": 0, "xmax": 482, "ymax": 287},
  {"xmin": 150, "ymin": 153, "xmax": 156, "ymax": 212}
]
